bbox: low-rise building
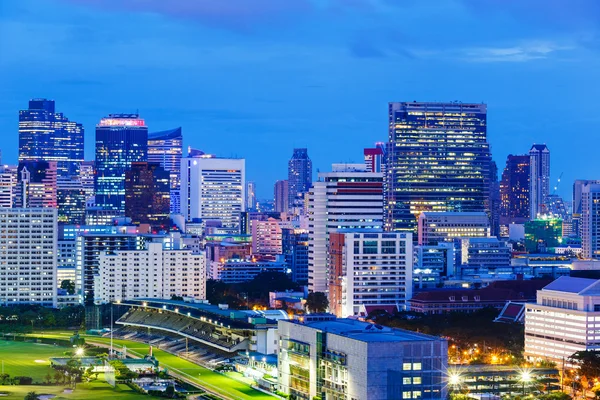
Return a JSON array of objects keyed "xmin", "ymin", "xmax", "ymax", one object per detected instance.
[
  {"xmin": 217, "ymin": 256, "xmax": 288, "ymax": 283},
  {"xmin": 418, "ymin": 212, "xmax": 490, "ymax": 246},
  {"xmin": 414, "ymin": 243, "xmax": 455, "ymax": 288},
  {"xmin": 278, "ymin": 314, "xmax": 448, "ymax": 400}
]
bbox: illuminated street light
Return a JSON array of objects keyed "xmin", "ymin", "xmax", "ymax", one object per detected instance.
[
  {"xmin": 75, "ymin": 347, "xmax": 84, "ymax": 357},
  {"xmin": 449, "ymin": 374, "xmax": 461, "ymax": 385}
]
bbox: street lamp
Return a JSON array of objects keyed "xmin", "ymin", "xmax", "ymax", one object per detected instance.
[
  {"xmin": 520, "ymin": 370, "xmax": 532, "ymax": 395},
  {"xmin": 75, "ymin": 347, "xmax": 84, "ymax": 357}
]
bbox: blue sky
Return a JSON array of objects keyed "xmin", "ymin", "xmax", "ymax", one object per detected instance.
[{"xmin": 1, "ymin": 0, "xmax": 599, "ymax": 199}]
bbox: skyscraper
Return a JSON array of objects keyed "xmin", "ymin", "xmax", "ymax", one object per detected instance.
[
  {"xmin": 19, "ymin": 99, "xmax": 84, "ymax": 177},
  {"xmin": 148, "ymin": 128, "xmax": 182, "ymax": 214},
  {"xmin": 573, "ymin": 180, "xmax": 600, "ymax": 237},
  {"xmin": 529, "ymin": 144, "xmax": 550, "ymax": 219},
  {"xmin": 308, "ymin": 164, "xmax": 384, "ymax": 293},
  {"xmin": 488, "ymin": 160, "xmax": 500, "ymax": 237},
  {"xmin": 57, "ymin": 177, "xmax": 87, "ymax": 225},
  {"xmin": 246, "ymin": 181, "xmax": 256, "ymax": 210},
  {"xmin": 124, "ymin": 162, "xmax": 171, "ymax": 231},
  {"xmin": 385, "ymin": 102, "xmax": 491, "ymax": 233},
  {"xmin": 364, "ymin": 145, "xmax": 384, "ymax": 173},
  {"xmin": 288, "ymin": 148, "xmax": 312, "ymax": 210},
  {"xmin": 95, "ymin": 114, "xmax": 148, "ymax": 214},
  {"xmin": 499, "ymin": 155, "xmax": 530, "ymax": 227},
  {"xmin": 581, "ymin": 183, "xmax": 600, "ymax": 259},
  {"xmin": 180, "ymin": 156, "xmax": 245, "ymax": 230},
  {"xmin": 13, "ymin": 161, "xmax": 58, "ymax": 208},
  {"xmin": 274, "ymin": 180, "xmax": 289, "ymax": 213}
]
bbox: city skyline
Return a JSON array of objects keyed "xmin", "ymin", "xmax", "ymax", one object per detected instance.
[{"xmin": 2, "ymin": 0, "xmax": 599, "ymax": 199}]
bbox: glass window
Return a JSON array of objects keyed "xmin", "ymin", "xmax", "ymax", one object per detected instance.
[
  {"xmin": 412, "ymin": 391, "xmax": 422, "ymax": 399},
  {"xmin": 403, "ymin": 377, "xmax": 412, "ymax": 385},
  {"xmin": 413, "ymin": 377, "xmax": 422, "ymax": 385},
  {"xmin": 403, "ymin": 363, "xmax": 412, "ymax": 371},
  {"xmin": 382, "ymin": 240, "xmax": 396, "ymax": 254},
  {"xmin": 363, "ymin": 241, "xmax": 378, "ymax": 254},
  {"xmin": 402, "ymin": 392, "xmax": 412, "ymax": 399},
  {"xmin": 413, "ymin": 363, "xmax": 422, "ymax": 371}
]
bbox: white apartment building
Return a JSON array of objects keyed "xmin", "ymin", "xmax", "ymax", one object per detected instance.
[
  {"xmin": 251, "ymin": 217, "xmax": 288, "ymax": 255},
  {"xmin": 95, "ymin": 242, "xmax": 206, "ymax": 304},
  {"xmin": 525, "ymin": 276, "xmax": 600, "ymax": 365},
  {"xmin": 0, "ymin": 208, "xmax": 57, "ymax": 307},
  {"xmin": 0, "ymin": 166, "xmax": 16, "ymax": 208},
  {"xmin": 180, "ymin": 156, "xmax": 245, "ymax": 229},
  {"xmin": 307, "ymin": 164, "xmax": 383, "ymax": 293},
  {"xmin": 581, "ymin": 183, "xmax": 600, "ymax": 259},
  {"xmin": 417, "ymin": 212, "xmax": 490, "ymax": 246},
  {"xmin": 329, "ymin": 230, "xmax": 413, "ymax": 317}
]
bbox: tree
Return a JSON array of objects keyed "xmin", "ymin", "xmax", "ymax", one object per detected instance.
[
  {"xmin": 570, "ymin": 351, "xmax": 600, "ymax": 382},
  {"xmin": 165, "ymin": 385, "xmax": 175, "ymax": 398},
  {"xmin": 60, "ymin": 280, "xmax": 76, "ymax": 295},
  {"xmin": 53, "ymin": 370, "xmax": 62, "ymax": 385},
  {"xmin": 305, "ymin": 292, "xmax": 329, "ymax": 313},
  {"xmin": 24, "ymin": 392, "xmax": 39, "ymax": 400},
  {"xmin": 170, "ymin": 295, "xmax": 184, "ymax": 301},
  {"xmin": 0, "ymin": 373, "xmax": 9, "ymax": 384},
  {"xmin": 43, "ymin": 372, "xmax": 52, "ymax": 384}
]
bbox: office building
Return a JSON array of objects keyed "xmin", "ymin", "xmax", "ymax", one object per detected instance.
[
  {"xmin": 282, "ymin": 228, "xmax": 309, "ymax": 283},
  {"xmin": 529, "ymin": 144, "xmax": 550, "ymax": 219},
  {"xmin": 458, "ymin": 237, "xmax": 511, "ymax": 270},
  {"xmin": 247, "ymin": 181, "xmax": 256, "ymax": 211},
  {"xmin": 328, "ymin": 230, "xmax": 413, "ymax": 317},
  {"xmin": 124, "ymin": 162, "xmax": 170, "ymax": 231},
  {"xmin": 148, "ymin": 128, "xmax": 182, "ymax": 214},
  {"xmin": 95, "ymin": 242, "xmax": 205, "ymax": 304},
  {"xmin": 13, "ymin": 161, "xmax": 57, "ymax": 208},
  {"xmin": 488, "ymin": 160, "xmax": 501, "ymax": 237},
  {"xmin": 19, "ymin": 99, "xmax": 84, "ymax": 177},
  {"xmin": 308, "ymin": 164, "xmax": 384, "ymax": 293},
  {"xmin": 0, "ymin": 165, "xmax": 17, "ymax": 208},
  {"xmin": 573, "ymin": 180, "xmax": 600, "ymax": 237},
  {"xmin": 181, "ymin": 156, "xmax": 245, "ymax": 229},
  {"xmin": 57, "ymin": 240, "xmax": 77, "ymax": 287},
  {"xmin": 79, "ymin": 161, "xmax": 95, "ymax": 203},
  {"xmin": 417, "ymin": 212, "xmax": 490, "ymax": 246},
  {"xmin": 278, "ymin": 315, "xmax": 448, "ymax": 400},
  {"xmin": 95, "ymin": 114, "xmax": 148, "ymax": 213},
  {"xmin": 499, "ymin": 155, "xmax": 530, "ymax": 227},
  {"xmin": 57, "ymin": 177, "xmax": 87, "ymax": 225},
  {"xmin": 364, "ymin": 145, "xmax": 384, "ymax": 173},
  {"xmin": 0, "ymin": 208, "xmax": 57, "ymax": 307},
  {"xmin": 288, "ymin": 148, "xmax": 312, "ymax": 210},
  {"xmin": 274, "ymin": 180, "xmax": 289, "ymax": 213},
  {"xmin": 581, "ymin": 183, "xmax": 600, "ymax": 259},
  {"xmin": 217, "ymin": 256, "xmax": 287, "ymax": 283},
  {"xmin": 251, "ymin": 217, "xmax": 285, "ymax": 255},
  {"xmin": 524, "ymin": 217, "xmax": 563, "ymax": 253},
  {"xmin": 524, "ymin": 277, "xmax": 600, "ymax": 365},
  {"xmin": 385, "ymin": 102, "xmax": 491, "ymax": 233},
  {"xmin": 414, "ymin": 243, "xmax": 455, "ymax": 288}
]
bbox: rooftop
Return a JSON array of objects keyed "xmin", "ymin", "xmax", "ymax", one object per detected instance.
[
  {"xmin": 419, "ymin": 211, "xmax": 489, "ymax": 218},
  {"xmin": 148, "ymin": 127, "xmax": 182, "ymax": 140},
  {"xmin": 542, "ymin": 276, "xmax": 600, "ymax": 294}
]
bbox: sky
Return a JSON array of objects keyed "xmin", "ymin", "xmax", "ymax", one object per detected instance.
[{"xmin": 1, "ymin": 0, "xmax": 600, "ymax": 199}]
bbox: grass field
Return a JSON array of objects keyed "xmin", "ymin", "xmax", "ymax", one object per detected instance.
[
  {"xmin": 0, "ymin": 381, "xmax": 149, "ymax": 400},
  {"xmin": 0, "ymin": 341, "xmax": 72, "ymax": 382},
  {"xmin": 31, "ymin": 331, "xmax": 275, "ymax": 400}
]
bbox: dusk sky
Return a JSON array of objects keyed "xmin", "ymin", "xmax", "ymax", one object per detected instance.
[{"xmin": 1, "ymin": 0, "xmax": 599, "ymax": 199}]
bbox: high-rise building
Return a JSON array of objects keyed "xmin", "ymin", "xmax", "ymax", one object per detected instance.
[
  {"xmin": 499, "ymin": 155, "xmax": 530, "ymax": 227},
  {"xmin": 308, "ymin": 164, "xmax": 384, "ymax": 293},
  {"xmin": 57, "ymin": 177, "xmax": 87, "ymax": 225},
  {"xmin": 148, "ymin": 128, "xmax": 182, "ymax": 213},
  {"xmin": 288, "ymin": 148, "xmax": 312, "ymax": 210},
  {"xmin": 96, "ymin": 242, "xmax": 205, "ymax": 304},
  {"xmin": 251, "ymin": 217, "xmax": 285, "ymax": 255},
  {"xmin": 329, "ymin": 230, "xmax": 413, "ymax": 317},
  {"xmin": 573, "ymin": 180, "xmax": 600, "ymax": 238},
  {"xmin": 0, "ymin": 208, "xmax": 57, "ymax": 307},
  {"xmin": 385, "ymin": 102, "xmax": 491, "ymax": 233},
  {"xmin": 124, "ymin": 162, "xmax": 170, "ymax": 231},
  {"xmin": 246, "ymin": 181, "xmax": 256, "ymax": 211},
  {"xmin": 79, "ymin": 161, "xmax": 95, "ymax": 203},
  {"xmin": 13, "ymin": 161, "xmax": 58, "ymax": 208},
  {"xmin": 524, "ymin": 217, "xmax": 563, "ymax": 253},
  {"xmin": 278, "ymin": 315, "xmax": 448, "ymax": 400},
  {"xmin": 0, "ymin": 165, "xmax": 17, "ymax": 208},
  {"xmin": 581, "ymin": 183, "xmax": 600, "ymax": 259},
  {"xmin": 19, "ymin": 99, "xmax": 84, "ymax": 177},
  {"xmin": 180, "ymin": 156, "xmax": 245, "ymax": 229},
  {"xmin": 529, "ymin": 144, "xmax": 550, "ymax": 219},
  {"xmin": 95, "ymin": 114, "xmax": 148, "ymax": 214},
  {"xmin": 364, "ymin": 145, "xmax": 384, "ymax": 173},
  {"xmin": 282, "ymin": 228, "xmax": 309, "ymax": 283},
  {"xmin": 274, "ymin": 180, "xmax": 289, "ymax": 213},
  {"xmin": 417, "ymin": 212, "xmax": 490, "ymax": 246},
  {"xmin": 488, "ymin": 160, "xmax": 500, "ymax": 237}
]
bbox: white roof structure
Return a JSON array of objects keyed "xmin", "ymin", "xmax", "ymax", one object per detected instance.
[{"xmin": 542, "ymin": 276, "xmax": 600, "ymax": 295}]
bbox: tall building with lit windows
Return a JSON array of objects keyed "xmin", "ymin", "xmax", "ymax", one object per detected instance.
[
  {"xmin": 124, "ymin": 162, "xmax": 170, "ymax": 231},
  {"xmin": 148, "ymin": 128, "xmax": 182, "ymax": 213},
  {"xmin": 385, "ymin": 102, "xmax": 491, "ymax": 233},
  {"xmin": 288, "ymin": 148, "xmax": 312, "ymax": 210},
  {"xmin": 581, "ymin": 183, "xmax": 600, "ymax": 259},
  {"xmin": 180, "ymin": 156, "xmax": 245, "ymax": 230},
  {"xmin": 529, "ymin": 144, "xmax": 550, "ymax": 219},
  {"xmin": 19, "ymin": 99, "xmax": 84, "ymax": 177},
  {"xmin": 95, "ymin": 114, "xmax": 148, "ymax": 214},
  {"xmin": 499, "ymin": 154, "xmax": 530, "ymax": 227}
]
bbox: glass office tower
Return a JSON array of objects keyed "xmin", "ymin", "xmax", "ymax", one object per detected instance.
[
  {"xmin": 19, "ymin": 99, "xmax": 84, "ymax": 177},
  {"xmin": 95, "ymin": 114, "xmax": 148, "ymax": 213},
  {"xmin": 385, "ymin": 102, "xmax": 491, "ymax": 233}
]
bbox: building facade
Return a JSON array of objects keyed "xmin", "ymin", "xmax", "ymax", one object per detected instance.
[
  {"xmin": 328, "ymin": 230, "xmax": 413, "ymax": 318},
  {"xmin": 278, "ymin": 315, "xmax": 448, "ymax": 400},
  {"xmin": 0, "ymin": 208, "xmax": 57, "ymax": 307},
  {"xmin": 14, "ymin": 161, "xmax": 58, "ymax": 208},
  {"xmin": 573, "ymin": 180, "xmax": 600, "ymax": 238},
  {"xmin": 385, "ymin": 102, "xmax": 491, "ymax": 233},
  {"xmin": 95, "ymin": 114, "xmax": 148, "ymax": 213},
  {"xmin": 251, "ymin": 217, "xmax": 284, "ymax": 255},
  {"xmin": 282, "ymin": 228, "xmax": 309, "ymax": 283},
  {"xmin": 524, "ymin": 218, "xmax": 563, "ymax": 253},
  {"xmin": 581, "ymin": 183, "xmax": 600, "ymax": 259},
  {"xmin": 57, "ymin": 177, "xmax": 87, "ymax": 225},
  {"xmin": 364, "ymin": 145, "xmax": 384, "ymax": 173},
  {"xmin": 500, "ymin": 154, "xmax": 530, "ymax": 229},
  {"xmin": 307, "ymin": 164, "xmax": 384, "ymax": 293},
  {"xmin": 288, "ymin": 148, "xmax": 312, "ymax": 210},
  {"xmin": 417, "ymin": 212, "xmax": 490, "ymax": 246},
  {"xmin": 124, "ymin": 162, "xmax": 171, "ymax": 231},
  {"xmin": 19, "ymin": 99, "xmax": 84, "ymax": 177},
  {"xmin": 274, "ymin": 180, "xmax": 289, "ymax": 213},
  {"xmin": 529, "ymin": 144, "xmax": 550, "ymax": 219},
  {"xmin": 96, "ymin": 242, "xmax": 205, "ymax": 304},
  {"xmin": 180, "ymin": 156, "xmax": 245, "ymax": 229}
]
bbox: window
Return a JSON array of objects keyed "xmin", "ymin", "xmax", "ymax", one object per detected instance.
[
  {"xmin": 412, "ymin": 391, "xmax": 422, "ymax": 399},
  {"xmin": 363, "ymin": 241, "xmax": 378, "ymax": 254},
  {"xmin": 413, "ymin": 377, "xmax": 422, "ymax": 385},
  {"xmin": 403, "ymin": 363, "xmax": 412, "ymax": 371},
  {"xmin": 403, "ymin": 377, "xmax": 412, "ymax": 385},
  {"xmin": 402, "ymin": 392, "xmax": 412, "ymax": 399},
  {"xmin": 382, "ymin": 241, "xmax": 396, "ymax": 254},
  {"xmin": 413, "ymin": 362, "xmax": 422, "ymax": 371}
]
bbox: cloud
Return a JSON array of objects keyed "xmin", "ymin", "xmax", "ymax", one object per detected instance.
[{"xmin": 461, "ymin": 42, "xmax": 573, "ymax": 62}]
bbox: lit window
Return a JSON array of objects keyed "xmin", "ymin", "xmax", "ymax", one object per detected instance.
[{"xmin": 403, "ymin": 363, "xmax": 412, "ymax": 371}]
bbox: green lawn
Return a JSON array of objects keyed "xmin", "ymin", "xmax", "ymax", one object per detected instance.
[
  {"xmin": 0, "ymin": 340, "xmax": 72, "ymax": 382},
  {"xmin": 0, "ymin": 381, "xmax": 149, "ymax": 400},
  {"xmin": 31, "ymin": 331, "xmax": 274, "ymax": 400}
]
